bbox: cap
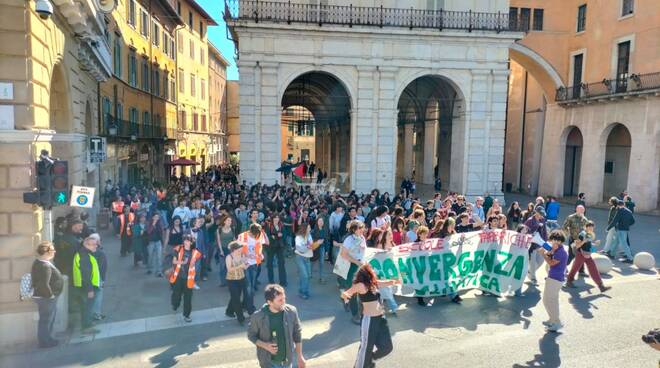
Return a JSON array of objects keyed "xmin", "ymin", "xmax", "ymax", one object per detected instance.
[{"xmin": 534, "ymin": 206, "xmax": 546, "ymax": 216}]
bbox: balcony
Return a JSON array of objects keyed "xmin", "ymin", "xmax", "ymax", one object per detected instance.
[
  {"xmin": 556, "ymin": 72, "xmax": 660, "ymax": 103},
  {"xmin": 224, "ymin": 0, "xmax": 524, "ymax": 32},
  {"xmin": 101, "ymin": 114, "xmax": 175, "ymax": 141}
]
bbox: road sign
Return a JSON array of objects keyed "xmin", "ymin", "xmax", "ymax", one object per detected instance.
[
  {"xmin": 70, "ymin": 186, "xmax": 95, "ymax": 208},
  {"xmin": 89, "ymin": 136, "xmax": 107, "ymax": 163}
]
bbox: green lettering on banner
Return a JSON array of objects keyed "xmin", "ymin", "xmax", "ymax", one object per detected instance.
[
  {"xmin": 369, "ymin": 259, "xmax": 384, "ymax": 279},
  {"xmin": 428, "ymin": 254, "xmax": 442, "ymax": 281},
  {"xmin": 483, "ymin": 250, "xmax": 496, "ymax": 272},
  {"xmin": 412, "ymin": 256, "xmax": 427, "ymax": 284},
  {"xmin": 472, "ymin": 250, "xmax": 485, "ymax": 273},
  {"xmin": 457, "ymin": 252, "xmax": 473, "ymax": 276},
  {"xmin": 509, "ymin": 255, "xmax": 525, "ymax": 280},
  {"xmin": 415, "ymin": 285, "xmax": 429, "ymax": 296},
  {"xmin": 494, "ymin": 251, "xmax": 512, "ymax": 276},
  {"xmin": 442, "ymin": 253, "xmax": 457, "ymax": 280},
  {"xmin": 398, "ymin": 258, "xmax": 414, "ymax": 284},
  {"xmin": 382, "ymin": 258, "xmax": 399, "ymax": 279},
  {"xmin": 489, "ymin": 277, "xmax": 501, "ymax": 293},
  {"xmin": 479, "ymin": 275, "xmax": 490, "ymax": 289}
]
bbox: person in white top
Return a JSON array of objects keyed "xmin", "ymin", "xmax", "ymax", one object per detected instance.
[
  {"xmin": 172, "ymin": 200, "xmax": 193, "ymax": 229},
  {"xmin": 370, "ymin": 206, "xmax": 391, "ymax": 231},
  {"xmin": 294, "ymin": 223, "xmax": 320, "ymax": 299}
]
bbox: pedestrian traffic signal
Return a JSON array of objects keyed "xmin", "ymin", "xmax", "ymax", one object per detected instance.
[
  {"xmin": 51, "ymin": 160, "xmax": 69, "ymax": 206},
  {"xmin": 35, "ymin": 158, "xmax": 53, "ymax": 207}
]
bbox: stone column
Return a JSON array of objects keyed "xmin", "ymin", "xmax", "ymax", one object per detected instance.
[
  {"xmin": 538, "ymin": 105, "xmax": 567, "ymax": 197},
  {"xmin": 259, "ymin": 62, "xmax": 280, "ymax": 184},
  {"xmin": 355, "ymin": 66, "xmax": 377, "ymax": 193},
  {"xmin": 238, "ymin": 61, "xmax": 257, "ymax": 184},
  {"xmin": 626, "ymin": 132, "xmax": 658, "ymax": 211},
  {"xmin": 376, "ymin": 67, "xmax": 397, "ymax": 194},
  {"xmin": 403, "ymin": 124, "xmax": 414, "ymax": 178},
  {"xmin": 422, "ymin": 119, "xmax": 438, "ymax": 185}
]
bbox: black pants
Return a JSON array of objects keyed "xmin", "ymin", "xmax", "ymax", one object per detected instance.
[
  {"xmin": 226, "ymin": 278, "xmax": 246, "ymax": 322},
  {"xmin": 171, "ymin": 277, "xmax": 193, "ymax": 318},
  {"xmin": 344, "ymin": 264, "xmax": 360, "ymax": 317},
  {"xmin": 355, "ymin": 315, "xmax": 393, "ymax": 368},
  {"xmin": 254, "ymin": 264, "xmax": 262, "ymax": 290},
  {"xmin": 265, "ymin": 247, "xmax": 287, "ymax": 286},
  {"xmin": 120, "ymin": 236, "xmax": 131, "ymax": 256}
]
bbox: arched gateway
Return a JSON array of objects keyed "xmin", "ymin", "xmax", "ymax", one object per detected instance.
[{"xmin": 227, "ymin": 0, "xmax": 520, "ymax": 200}]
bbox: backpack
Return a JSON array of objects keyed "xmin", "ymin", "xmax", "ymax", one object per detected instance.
[{"xmin": 19, "ymin": 273, "xmax": 33, "ymax": 300}]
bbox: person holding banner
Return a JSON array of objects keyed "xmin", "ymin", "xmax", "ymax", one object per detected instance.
[
  {"xmin": 538, "ymin": 230, "xmax": 569, "ymax": 332},
  {"xmin": 340, "ymin": 220, "xmax": 367, "ymax": 325},
  {"xmin": 341, "ymin": 264, "xmax": 397, "ymax": 368},
  {"xmin": 524, "ymin": 207, "xmax": 548, "ymax": 285}
]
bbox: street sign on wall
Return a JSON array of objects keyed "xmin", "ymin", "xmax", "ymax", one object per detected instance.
[
  {"xmin": 89, "ymin": 136, "xmax": 107, "ymax": 163},
  {"xmin": 70, "ymin": 185, "xmax": 95, "ymax": 208}
]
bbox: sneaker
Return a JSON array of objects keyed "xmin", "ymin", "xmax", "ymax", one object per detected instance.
[
  {"xmin": 578, "ymin": 271, "xmax": 589, "ymax": 278},
  {"xmin": 604, "ymin": 253, "xmax": 615, "ymax": 260},
  {"xmin": 563, "ymin": 281, "xmax": 576, "ymax": 289},
  {"xmin": 193, "ymin": 284, "xmax": 200, "ymax": 290},
  {"xmin": 545, "ymin": 322, "xmax": 563, "ymax": 332},
  {"xmin": 542, "ymin": 320, "xmax": 552, "ymax": 327},
  {"xmin": 202, "ymin": 277, "xmax": 208, "ymax": 281},
  {"xmin": 620, "ymin": 258, "xmax": 633, "ymax": 264},
  {"xmin": 599, "ymin": 285, "xmax": 612, "ymax": 293},
  {"xmin": 184, "ymin": 317, "xmax": 192, "ymax": 323},
  {"xmin": 93, "ymin": 314, "xmax": 106, "ymax": 321},
  {"xmin": 451, "ymin": 295, "xmax": 462, "ymax": 304}
]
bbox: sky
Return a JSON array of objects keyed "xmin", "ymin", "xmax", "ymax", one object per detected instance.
[{"xmin": 197, "ymin": 0, "xmax": 239, "ymax": 80}]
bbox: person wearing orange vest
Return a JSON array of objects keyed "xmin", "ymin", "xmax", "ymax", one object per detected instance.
[
  {"xmin": 116, "ymin": 206, "xmax": 135, "ymax": 257},
  {"xmin": 238, "ymin": 223, "xmax": 268, "ymax": 315},
  {"xmin": 169, "ymin": 234, "xmax": 202, "ymax": 322},
  {"xmin": 111, "ymin": 196, "xmax": 125, "ymax": 218}
]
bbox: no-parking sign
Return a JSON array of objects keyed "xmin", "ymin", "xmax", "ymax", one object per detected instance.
[{"xmin": 70, "ymin": 186, "xmax": 95, "ymax": 208}]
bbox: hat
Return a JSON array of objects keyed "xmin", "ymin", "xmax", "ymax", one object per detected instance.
[
  {"xmin": 534, "ymin": 206, "xmax": 546, "ymax": 217},
  {"xmin": 229, "ymin": 241, "xmax": 243, "ymax": 251}
]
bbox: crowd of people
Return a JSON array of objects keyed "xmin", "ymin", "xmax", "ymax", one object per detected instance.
[{"xmin": 30, "ymin": 164, "xmax": 641, "ymax": 367}]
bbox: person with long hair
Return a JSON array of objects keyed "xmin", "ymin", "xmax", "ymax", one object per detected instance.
[
  {"xmin": 265, "ymin": 214, "xmax": 287, "ymax": 286},
  {"xmin": 341, "ymin": 220, "xmax": 368, "ymax": 324},
  {"xmin": 294, "ymin": 222, "xmax": 319, "ymax": 299},
  {"xmin": 216, "ymin": 215, "xmax": 236, "ymax": 287},
  {"xmin": 311, "ymin": 216, "xmax": 330, "ymax": 284},
  {"xmin": 341, "ymin": 264, "xmax": 398, "ymax": 368},
  {"xmin": 376, "ymin": 230, "xmax": 399, "ymax": 314},
  {"xmin": 366, "ymin": 227, "xmax": 384, "ymax": 248},
  {"xmin": 224, "ymin": 241, "xmax": 247, "ymax": 325},
  {"xmin": 163, "ymin": 216, "xmax": 183, "ymax": 250},
  {"xmin": 391, "ymin": 218, "xmax": 406, "ymax": 245},
  {"xmin": 507, "ymin": 201, "xmax": 522, "ymax": 230}
]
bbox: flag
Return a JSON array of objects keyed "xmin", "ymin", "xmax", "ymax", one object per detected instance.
[{"xmin": 292, "ymin": 163, "xmax": 305, "ymax": 183}]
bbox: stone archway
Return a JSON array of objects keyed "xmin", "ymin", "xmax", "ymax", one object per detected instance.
[
  {"xmin": 49, "ymin": 64, "xmax": 72, "ymax": 133},
  {"xmin": 395, "ymin": 74, "xmax": 465, "ymax": 193},
  {"xmin": 602, "ymin": 123, "xmax": 631, "ymax": 200},
  {"xmin": 562, "ymin": 126, "xmax": 583, "ymax": 197}
]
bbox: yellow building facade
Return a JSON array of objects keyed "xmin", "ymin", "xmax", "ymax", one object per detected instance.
[
  {"xmin": 226, "ymin": 80, "xmax": 240, "ymax": 160},
  {"xmin": 505, "ymin": 0, "xmax": 660, "ymax": 211},
  {"xmin": 100, "ymin": 0, "xmax": 182, "ymax": 186},
  {"xmin": 208, "ymin": 43, "xmax": 230, "ymax": 165},
  {"xmin": 0, "ymin": 0, "xmax": 111, "ymax": 346},
  {"xmin": 174, "ymin": 0, "xmax": 216, "ymax": 175}
]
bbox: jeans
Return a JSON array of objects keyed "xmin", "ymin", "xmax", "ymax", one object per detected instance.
[
  {"xmin": 244, "ymin": 265, "xmax": 257, "ymax": 313},
  {"xmin": 295, "ymin": 255, "xmax": 311, "ymax": 297},
  {"xmin": 378, "ymin": 286, "xmax": 398, "ymax": 312},
  {"xmin": 345, "ymin": 263, "xmax": 360, "ymax": 317},
  {"xmin": 217, "ymin": 249, "xmax": 228, "ymax": 286},
  {"xmin": 194, "ymin": 259, "xmax": 203, "ymax": 282},
  {"xmin": 171, "ymin": 277, "xmax": 193, "ymax": 318},
  {"xmin": 159, "ymin": 210, "xmax": 169, "ymax": 228},
  {"xmin": 75, "ymin": 288, "xmax": 96, "ymax": 329},
  {"xmin": 91, "ymin": 281, "xmax": 104, "ymax": 316},
  {"xmin": 226, "ymin": 278, "xmax": 246, "ymax": 322},
  {"xmin": 314, "ymin": 243, "xmax": 328, "ymax": 279},
  {"xmin": 542, "ymin": 277, "xmax": 562, "ymax": 325},
  {"xmin": 266, "ymin": 246, "xmax": 287, "ymax": 286},
  {"xmin": 609, "ymin": 230, "xmax": 633, "ymax": 259},
  {"xmin": 602, "ymin": 227, "xmax": 616, "ymax": 254},
  {"xmin": 34, "ymin": 297, "xmax": 57, "ymax": 345},
  {"xmin": 147, "ymin": 240, "xmax": 163, "ymax": 273}
]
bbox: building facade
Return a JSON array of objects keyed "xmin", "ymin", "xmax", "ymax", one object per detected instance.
[
  {"xmin": 100, "ymin": 0, "xmax": 182, "ymax": 187},
  {"xmin": 504, "ymin": 0, "xmax": 660, "ymax": 211},
  {"xmin": 208, "ymin": 43, "xmax": 230, "ymax": 165},
  {"xmin": 0, "ymin": 0, "xmax": 111, "ymax": 346},
  {"xmin": 227, "ymin": 0, "xmax": 522, "ymax": 196},
  {"xmin": 174, "ymin": 0, "xmax": 217, "ymax": 176},
  {"xmin": 226, "ymin": 80, "xmax": 240, "ymax": 161}
]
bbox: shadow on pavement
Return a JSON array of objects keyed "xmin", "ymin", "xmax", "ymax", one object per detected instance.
[{"xmin": 512, "ymin": 332, "xmax": 561, "ymax": 368}]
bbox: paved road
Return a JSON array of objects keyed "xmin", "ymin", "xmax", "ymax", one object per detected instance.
[{"xmin": 1, "ymin": 195, "xmax": 659, "ymax": 368}]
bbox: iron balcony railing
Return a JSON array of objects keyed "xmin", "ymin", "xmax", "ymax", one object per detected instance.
[
  {"xmin": 102, "ymin": 114, "xmax": 173, "ymax": 140},
  {"xmin": 224, "ymin": 0, "xmax": 525, "ymax": 32},
  {"xmin": 556, "ymin": 71, "xmax": 660, "ymax": 102}
]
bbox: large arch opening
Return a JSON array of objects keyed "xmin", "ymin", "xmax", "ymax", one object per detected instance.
[
  {"xmin": 562, "ymin": 126, "xmax": 583, "ymax": 196},
  {"xmin": 603, "ymin": 123, "xmax": 631, "ymax": 199},
  {"xmin": 280, "ymin": 72, "xmax": 351, "ymax": 190},
  {"xmin": 49, "ymin": 64, "xmax": 72, "ymax": 132},
  {"xmin": 396, "ymin": 75, "xmax": 462, "ymax": 192}
]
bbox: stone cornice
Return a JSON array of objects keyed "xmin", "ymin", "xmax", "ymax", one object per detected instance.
[{"xmin": 0, "ymin": 129, "xmax": 87, "ymax": 143}]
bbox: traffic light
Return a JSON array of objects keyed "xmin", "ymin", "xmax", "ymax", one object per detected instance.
[{"xmin": 51, "ymin": 160, "xmax": 69, "ymax": 206}]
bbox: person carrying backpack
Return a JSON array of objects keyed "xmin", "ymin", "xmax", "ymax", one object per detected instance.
[{"xmin": 30, "ymin": 241, "xmax": 64, "ymax": 348}]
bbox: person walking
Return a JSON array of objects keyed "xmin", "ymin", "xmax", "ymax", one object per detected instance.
[
  {"xmin": 341, "ymin": 264, "xmax": 397, "ymax": 368},
  {"xmin": 265, "ymin": 214, "xmax": 287, "ymax": 287},
  {"xmin": 72, "ymin": 237, "xmax": 101, "ymax": 335},
  {"xmin": 146, "ymin": 213, "xmax": 165, "ymax": 277},
  {"xmin": 605, "ymin": 199, "xmax": 635, "ymax": 263},
  {"xmin": 131, "ymin": 213, "xmax": 148, "ymax": 267},
  {"xmin": 247, "ymin": 284, "xmax": 306, "ymax": 368},
  {"xmin": 238, "ymin": 223, "xmax": 268, "ymax": 314},
  {"xmin": 294, "ymin": 223, "xmax": 318, "ymax": 300},
  {"xmin": 31, "ymin": 241, "xmax": 64, "ymax": 348},
  {"xmin": 312, "ymin": 216, "xmax": 330, "ymax": 284},
  {"xmin": 169, "ymin": 234, "xmax": 202, "ymax": 322},
  {"xmin": 225, "ymin": 241, "xmax": 248, "ymax": 325},
  {"xmin": 116, "ymin": 206, "xmax": 134, "ymax": 257},
  {"xmin": 341, "ymin": 220, "xmax": 367, "ymax": 324},
  {"xmin": 216, "ymin": 215, "xmax": 236, "ymax": 287},
  {"xmin": 537, "ymin": 230, "xmax": 569, "ymax": 332},
  {"xmin": 564, "ymin": 221, "xmax": 612, "ymax": 293},
  {"xmin": 164, "ymin": 216, "xmax": 184, "ymax": 251},
  {"xmin": 524, "ymin": 207, "xmax": 548, "ymax": 285},
  {"xmin": 562, "ymin": 205, "xmax": 588, "ymax": 274}
]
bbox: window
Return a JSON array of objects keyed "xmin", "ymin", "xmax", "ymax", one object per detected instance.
[
  {"xmin": 128, "ymin": 50, "xmax": 137, "ymax": 87},
  {"xmin": 178, "ymin": 69, "xmax": 185, "ymax": 93},
  {"xmin": 604, "ymin": 161, "xmax": 614, "ymax": 174},
  {"xmin": 188, "ymin": 11, "xmax": 193, "ymax": 29},
  {"xmin": 163, "ymin": 32, "xmax": 169, "ymax": 55},
  {"xmin": 141, "ymin": 10, "xmax": 149, "ymax": 37},
  {"xmin": 201, "ymin": 114, "xmax": 206, "ymax": 132},
  {"xmin": 572, "ymin": 53, "xmax": 583, "ymax": 98},
  {"xmin": 577, "ymin": 4, "xmax": 587, "ymax": 32},
  {"xmin": 141, "ymin": 58, "xmax": 149, "ymax": 91},
  {"xmin": 129, "ymin": 107, "xmax": 138, "ymax": 134},
  {"xmin": 179, "ymin": 110, "xmax": 186, "ymax": 130},
  {"xmin": 616, "ymin": 41, "xmax": 631, "ymax": 92},
  {"xmin": 102, "ymin": 97, "xmax": 111, "ymax": 129},
  {"xmin": 171, "ymin": 38, "xmax": 176, "ymax": 58},
  {"xmin": 191, "ymin": 74, "xmax": 196, "ymax": 97},
  {"xmin": 153, "ymin": 69, "xmax": 161, "ymax": 96},
  {"xmin": 153, "ymin": 23, "xmax": 160, "ymax": 47},
  {"xmin": 193, "ymin": 112, "xmax": 198, "ymax": 131},
  {"xmin": 622, "ymin": 0, "xmax": 634, "ymax": 16},
  {"xmin": 117, "ymin": 103, "xmax": 123, "ymax": 122},
  {"xmin": 189, "ymin": 39, "xmax": 195, "ymax": 59},
  {"xmin": 177, "ymin": 1, "xmax": 181, "ymax": 15},
  {"xmin": 200, "ymin": 47, "xmax": 205, "ymax": 65},
  {"xmin": 170, "ymin": 79, "xmax": 176, "ymax": 102},
  {"xmin": 128, "ymin": 0, "xmax": 136, "ymax": 27},
  {"xmin": 177, "ymin": 33, "xmax": 183, "ymax": 54},
  {"xmin": 201, "ymin": 79, "xmax": 205, "ymax": 100},
  {"xmin": 533, "ymin": 9, "xmax": 544, "ymax": 31},
  {"xmin": 163, "ymin": 73, "xmax": 169, "ymax": 100},
  {"xmin": 508, "ymin": 7, "xmax": 518, "ymax": 30},
  {"xmin": 113, "ymin": 36, "xmax": 122, "ymax": 77},
  {"xmin": 143, "ymin": 111, "xmax": 150, "ymax": 136},
  {"xmin": 199, "ymin": 21, "xmax": 204, "ymax": 37},
  {"xmin": 520, "ymin": 8, "xmax": 531, "ymax": 31}
]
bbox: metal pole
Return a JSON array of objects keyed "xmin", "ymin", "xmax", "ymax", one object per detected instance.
[{"xmin": 43, "ymin": 209, "xmax": 54, "ymax": 241}]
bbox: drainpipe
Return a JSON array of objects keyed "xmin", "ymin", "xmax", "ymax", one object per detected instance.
[{"xmin": 518, "ymin": 70, "xmax": 528, "ymax": 192}]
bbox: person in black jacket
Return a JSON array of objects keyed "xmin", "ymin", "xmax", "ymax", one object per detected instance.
[
  {"xmin": 31, "ymin": 241, "xmax": 64, "ymax": 348},
  {"xmin": 605, "ymin": 200, "xmax": 635, "ymax": 263}
]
